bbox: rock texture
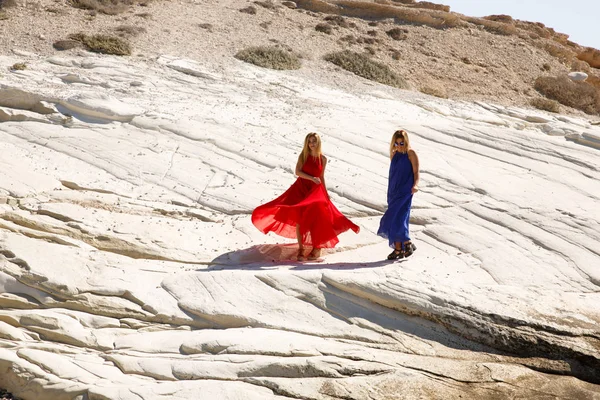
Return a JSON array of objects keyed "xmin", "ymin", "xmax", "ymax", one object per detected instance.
[{"xmin": 0, "ymin": 48, "xmax": 598, "ymax": 399}]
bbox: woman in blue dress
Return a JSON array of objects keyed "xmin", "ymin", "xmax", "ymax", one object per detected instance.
[{"xmin": 377, "ymin": 129, "xmax": 420, "ymax": 260}]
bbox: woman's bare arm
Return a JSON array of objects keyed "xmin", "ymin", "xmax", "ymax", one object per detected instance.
[
  {"xmin": 296, "ymin": 156, "xmax": 321, "ymax": 184},
  {"xmin": 320, "ymin": 156, "xmax": 329, "ymax": 197},
  {"xmin": 408, "ymin": 149, "xmax": 420, "ymax": 193}
]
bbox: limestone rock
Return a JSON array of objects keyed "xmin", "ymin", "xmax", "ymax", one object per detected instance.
[
  {"xmin": 577, "ymin": 47, "xmax": 600, "ymax": 69},
  {"xmin": 568, "ymin": 71, "xmax": 588, "ymax": 82}
]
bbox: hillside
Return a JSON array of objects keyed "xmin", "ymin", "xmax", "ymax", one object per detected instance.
[{"xmin": 1, "ymin": 0, "xmax": 600, "ymax": 117}]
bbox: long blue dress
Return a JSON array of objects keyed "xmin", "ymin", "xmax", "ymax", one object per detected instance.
[{"xmin": 377, "ymin": 152, "xmax": 414, "ymax": 248}]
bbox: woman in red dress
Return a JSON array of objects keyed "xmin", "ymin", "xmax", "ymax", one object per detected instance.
[{"xmin": 252, "ymin": 132, "xmax": 360, "ymax": 260}]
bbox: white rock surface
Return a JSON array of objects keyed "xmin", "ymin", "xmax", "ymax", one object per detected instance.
[{"xmin": 0, "ymin": 52, "xmax": 599, "ymax": 400}]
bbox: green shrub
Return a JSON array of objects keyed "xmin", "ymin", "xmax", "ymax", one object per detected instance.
[
  {"xmin": 68, "ymin": 33, "xmax": 131, "ymax": 55},
  {"xmin": 324, "ymin": 50, "xmax": 407, "ymax": 89},
  {"xmin": 235, "ymin": 46, "xmax": 301, "ymax": 70},
  {"xmin": 534, "ymin": 75, "xmax": 600, "ymax": 115}
]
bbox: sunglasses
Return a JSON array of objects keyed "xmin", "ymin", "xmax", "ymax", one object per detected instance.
[{"xmin": 394, "ymin": 141, "xmax": 405, "ymax": 147}]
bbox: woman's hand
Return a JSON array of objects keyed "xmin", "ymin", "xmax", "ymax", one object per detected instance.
[
  {"xmin": 411, "ymin": 185, "xmax": 419, "ymax": 194},
  {"xmin": 312, "ymin": 176, "xmax": 321, "ymax": 184}
]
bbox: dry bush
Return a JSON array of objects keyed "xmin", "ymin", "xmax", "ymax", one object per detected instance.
[
  {"xmin": 463, "ymin": 16, "xmax": 517, "ymax": 36},
  {"xmin": 68, "ymin": 33, "xmax": 131, "ymax": 55},
  {"xmin": 114, "ymin": 24, "xmax": 146, "ymax": 37},
  {"xmin": 0, "ymin": 10, "xmax": 7, "ymax": 19},
  {"xmin": 235, "ymin": 46, "xmax": 301, "ymax": 70},
  {"xmin": 324, "ymin": 15, "xmax": 356, "ymax": 28},
  {"xmin": 315, "ymin": 23, "xmax": 333, "ymax": 34},
  {"xmin": 9, "ymin": 62, "xmax": 27, "ymax": 71},
  {"xmin": 541, "ymin": 63, "xmax": 551, "ymax": 72},
  {"xmin": 534, "ymin": 75, "xmax": 600, "ymax": 115},
  {"xmin": 530, "ymin": 97, "xmax": 560, "ymax": 113},
  {"xmin": 0, "ymin": 0, "xmax": 17, "ymax": 8},
  {"xmin": 420, "ymin": 84, "xmax": 448, "ymax": 98},
  {"xmin": 364, "ymin": 46, "xmax": 377, "ymax": 55},
  {"xmin": 410, "ymin": 2, "xmax": 450, "ymax": 12},
  {"xmin": 340, "ymin": 34, "xmax": 358, "ymax": 45},
  {"xmin": 53, "ymin": 39, "xmax": 81, "ymax": 50},
  {"xmin": 135, "ymin": 11, "xmax": 151, "ymax": 18},
  {"xmin": 198, "ymin": 23, "xmax": 213, "ymax": 30},
  {"xmin": 239, "ymin": 5, "xmax": 257, "ymax": 14},
  {"xmin": 324, "ymin": 50, "xmax": 407, "ymax": 89},
  {"xmin": 483, "ymin": 14, "xmax": 513, "ymax": 23},
  {"xmin": 361, "ymin": 36, "xmax": 379, "ymax": 44},
  {"xmin": 386, "ymin": 27, "xmax": 408, "ymax": 40},
  {"xmin": 340, "ymin": 35, "xmax": 379, "ymax": 45},
  {"xmin": 68, "ymin": 0, "xmax": 142, "ymax": 15}
]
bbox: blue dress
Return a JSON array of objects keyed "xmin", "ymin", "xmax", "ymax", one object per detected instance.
[{"xmin": 377, "ymin": 152, "xmax": 414, "ymax": 248}]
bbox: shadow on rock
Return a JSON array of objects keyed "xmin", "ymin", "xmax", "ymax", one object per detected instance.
[{"xmin": 206, "ymin": 243, "xmax": 398, "ymax": 271}]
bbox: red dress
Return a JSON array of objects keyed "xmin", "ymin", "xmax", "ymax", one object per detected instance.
[{"xmin": 252, "ymin": 155, "xmax": 360, "ymax": 248}]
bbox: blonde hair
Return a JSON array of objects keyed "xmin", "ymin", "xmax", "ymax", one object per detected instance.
[
  {"xmin": 389, "ymin": 129, "xmax": 410, "ymax": 159},
  {"xmin": 299, "ymin": 132, "xmax": 322, "ymax": 165}
]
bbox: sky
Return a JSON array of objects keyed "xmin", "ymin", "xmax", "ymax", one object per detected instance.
[{"xmin": 440, "ymin": 0, "xmax": 600, "ymax": 50}]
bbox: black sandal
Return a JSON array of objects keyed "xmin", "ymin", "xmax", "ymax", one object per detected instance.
[
  {"xmin": 403, "ymin": 241, "xmax": 417, "ymax": 258},
  {"xmin": 387, "ymin": 249, "xmax": 404, "ymax": 260}
]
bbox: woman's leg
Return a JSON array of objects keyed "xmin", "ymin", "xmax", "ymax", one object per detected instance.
[
  {"xmin": 296, "ymin": 224, "xmax": 303, "ymax": 248},
  {"xmin": 387, "ymin": 242, "xmax": 403, "ymax": 260},
  {"xmin": 296, "ymin": 224, "xmax": 305, "ymax": 260}
]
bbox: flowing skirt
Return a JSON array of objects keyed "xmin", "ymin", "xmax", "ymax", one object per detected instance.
[
  {"xmin": 252, "ymin": 179, "xmax": 359, "ymax": 248},
  {"xmin": 377, "ymin": 193, "xmax": 412, "ymax": 248}
]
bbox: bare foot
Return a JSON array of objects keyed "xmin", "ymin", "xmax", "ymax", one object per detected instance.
[
  {"xmin": 307, "ymin": 248, "xmax": 321, "ymax": 260},
  {"xmin": 297, "ymin": 248, "xmax": 306, "ymax": 261}
]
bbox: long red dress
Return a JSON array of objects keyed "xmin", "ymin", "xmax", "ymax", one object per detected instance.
[{"xmin": 252, "ymin": 155, "xmax": 360, "ymax": 248}]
